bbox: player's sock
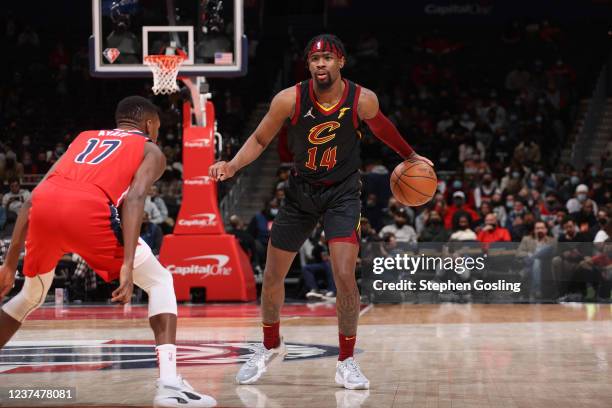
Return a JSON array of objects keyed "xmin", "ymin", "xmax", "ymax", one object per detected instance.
[
  {"xmin": 156, "ymin": 344, "xmax": 177, "ymax": 383},
  {"xmin": 263, "ymin": 321, "xmax": 280, "ymax": 349},
  {"xmin": 338, "ymin": 333, "xmax": 356, "ymax": 361}
]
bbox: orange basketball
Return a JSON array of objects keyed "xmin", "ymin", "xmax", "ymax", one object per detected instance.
[{"xmin": 390, "ymin": 160, "xmax": 437, "ymax": 207}]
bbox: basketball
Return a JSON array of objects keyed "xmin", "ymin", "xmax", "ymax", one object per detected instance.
[{"xmin": 390, "ymin": 160, "xmax": 437, "ymax": 207}]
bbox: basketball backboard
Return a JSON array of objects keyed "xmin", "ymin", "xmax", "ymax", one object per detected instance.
[{"xmin": 90, "ymin": 0, "xmax": 246, "ymax": 78}]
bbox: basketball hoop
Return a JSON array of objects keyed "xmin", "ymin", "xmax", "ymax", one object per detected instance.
[{"xmin": 144, "ymin": 55, "xmax": 186, "ymax": 95}]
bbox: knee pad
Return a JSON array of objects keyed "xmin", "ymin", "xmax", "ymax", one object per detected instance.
[
  {"xmin": 2, "ymin": 270, "xmax": 54, "ymax": 322},
  {"xmin": 133, "ymin": 254, "xmax": 177, "ymax": 317}
]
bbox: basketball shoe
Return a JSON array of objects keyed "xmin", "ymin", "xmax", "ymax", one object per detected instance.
[
  {"xmin": 235, "ymin": 338, "xmax": 287, "ymax": 384},
  {"xmin": 335, "ymin": 357, "xmax": 370, "ymax": 390},
  {"xmin": 153, "ymin": 375, "xmax": 217, "ymax": 407}
]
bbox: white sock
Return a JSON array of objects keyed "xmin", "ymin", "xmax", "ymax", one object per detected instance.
[{"xmin": 156, "ymin": 344, "xmax": 177, "ymax": 383}]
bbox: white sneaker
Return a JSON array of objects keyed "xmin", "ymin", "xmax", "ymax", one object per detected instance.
[
  {"xmin": 335, "ymin": 358, "xmax": 370, "ymax": 390},
  {"xmin": 235, "ymin": 338, "xmax": 287, "ymax": 384},
  {"xmin": 306, "ymin": 289, "xmax": 325, "ymax": 300},
  {"xmin": 153, "ymin": 375, "xmax": 217, "ymax": 407}
]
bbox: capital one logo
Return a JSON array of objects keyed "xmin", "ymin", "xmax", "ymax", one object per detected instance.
[
  {"xmin": 184, "ymin": 138, "xmax": 212, "ymax": 148},
  {"xmin": 178, "ymin": 213, "xmax": 217, "ymax": 227},
  {"xmin": 184, "ymin": 175, "xmax": 214, "ymax": 186},
  {"xmin": 168, "ymin": 255, "xmax": 232, "ymax": 277}
]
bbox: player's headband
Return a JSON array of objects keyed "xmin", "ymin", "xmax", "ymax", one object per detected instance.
[{"xmin": 308, "ymin": 39, "xmax": 344, "ymax": 59}]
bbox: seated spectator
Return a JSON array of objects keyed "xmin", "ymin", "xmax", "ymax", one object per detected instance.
[
  {"xmin": 0, "ymin": 152, "xmax": 24, "ymax": 183},
  {"xmin": 552, "ymin": 217, "xmax": 591, "ymax": 299},
  {"xmin": 449, "ymin": 215, "xmax": 477, "ymax": 241},
  {"xmin": 302, "ymin": 233, "xmax": 336, "ymax": 301},
  {"xmin": 566, "ymin": 184, "xmax": 598, "ymax": 214},
  {"xmin": 594, "ymin": 217, "xmax": 611, "ymax": 243},
  {"xmin": 359, "ymin": 217, "xmax": 380, "ymax": 243},
  {"xmin": 364, "ymin": 193, "xmax": 384, "ymax": 232},
  {"xmin": 140, "ymin": 212, "xmax": 163, "ymax": 255},
  {"xmin": 248, "ymin": 198, "xmax": 279, "ymax": 262},
  {"xmin": 517, "ymin": 221, "xmax": 557, "ymax": 299},
  {"xmin": 572, "ymin": 200, "xmax": 598, "ymax": 240},
  {"xmin": 573, "ymin": 242, "xmax": 612, "ymax": 301},
  {"xmin": 444, "ymin": 191, "xmax": 479, "ymax": 230},
  {"xmin": 276, "ymin": 166, "xmax": 290, "ymax": 190},
  {"xmin": 144, "ymin": 194, "xmax": 163, "ymax": 225},
  {"xmin": 381, "ymin": 197, "xmax": 414, "ymax": 227},
  {"xmin": 473, "ymin": 173, "xmax": 498, "ymax": 208},
  {"xmin": 379, "ymin": 208, "xmax": 417, "ymax": 243},
  {"xmin": 419, "ymin": 211, "xmax": 449, "ymax": 242},
  {"xmin": 477, "ymin": 213, "xmax": 511, "ymax": 243},
  {"xmin": 228, "ymin": 215, "xmax": 259, "ymax": 269},
  {"xmin": 2, "ymin": 177, "xmax": 30, "ymax": 222}
]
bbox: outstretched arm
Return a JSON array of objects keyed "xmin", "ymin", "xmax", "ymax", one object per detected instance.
[
  {"xmin": 0, "ymin": 157, "xmax": 63, "ymax": 299},
  {"xmin": 209, "ymin": 87, "xmax": 295, "ymax": 181},
  {"xmin": 358, "ymin": 87, "xmax": 433, "ymax": 166},
  {"xmin": 112, "ymin": 143, "xmax": 166, "ymax": 304}
]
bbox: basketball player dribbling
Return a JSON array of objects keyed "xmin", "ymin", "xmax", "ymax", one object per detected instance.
[
  {"xmin": 210, "ymin": 34, "xmax": 432, "ymax": 389},
  {"xmin": 0, "ymin": 97, "xmax": 216, "ymax": 408}
]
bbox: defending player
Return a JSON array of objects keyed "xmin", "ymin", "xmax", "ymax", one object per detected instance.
[
  {"xmin": 209, "ymin": 34, "xmax": 432, "ymax": 389},
  {"xmin": 0, "ymin": 96, "xmax": 216, "ymax": 408}
]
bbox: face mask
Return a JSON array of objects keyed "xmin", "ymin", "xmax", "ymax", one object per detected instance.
[
  {"xmin": 395, "ymin": 220, "xmax": 406, "ymax": 227},
  {"xmin": 570, "ymin": 176, "xmax": 580, "ymax": 185},
  {"xmin": 483, "ymin": 179, "xmax": 492, "ymax": 186},
  {"xmin": 598, "ymin": 218, "xmax": 607, "ymax": 225},
  {"xmin": 270, "ymin": 208, "xmax": 279, "ymax": 216},
  {"xmin": 512, "ymin": 172, "xmax": 520, "ymax": 179},
  {"xmin": 486, "ymin": 223, "xmax": 497, "ymax": 229},
  {"xmin": 506, "ymin": 201, "xmax": 514, "ymax": 209},
  {"xmin": 577, "ymin": 193, "xmax": 587, "ymax": 202},
  {"xmin": 536, "ymin": 231, "xmax": 546, "ymax": 239},
  {"xmin": 453, "ymin": 181, "xmax": 462, "ymax": 189},
  {"xmin": 591, "ymin": 170, "xmax": 598, "ymax": 177}
]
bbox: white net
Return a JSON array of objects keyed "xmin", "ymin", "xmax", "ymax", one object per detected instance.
[{"xmin": 144, "ymin": 55, "xmax": 186, "ymax": 95}]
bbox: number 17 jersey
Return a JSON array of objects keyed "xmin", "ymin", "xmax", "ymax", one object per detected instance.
[{"xmin": 49, "ymin": 129, "xmax": 150, "ymax": 206}]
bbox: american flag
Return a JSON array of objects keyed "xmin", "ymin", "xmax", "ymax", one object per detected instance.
[{"xmin": 214, "ymin": 52, "xmax": 233, "ymax": 65}]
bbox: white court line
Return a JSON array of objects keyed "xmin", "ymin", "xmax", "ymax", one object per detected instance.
[{"xmin": 359, "ymin": 304, "xmax": 373, "ymax": 317}]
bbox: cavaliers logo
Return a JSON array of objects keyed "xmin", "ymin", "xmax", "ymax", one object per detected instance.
[
  {"xmin": 308, "ymin": 121, "xmax": 341, "ymax": 145},
  {"xmin": 0, "ymin": 340, "xmax": 344, "ymax": 373}
]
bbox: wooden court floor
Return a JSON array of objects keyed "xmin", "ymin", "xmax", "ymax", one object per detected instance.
[{"xmin": 1, "ymin": 303, "xmax": 611, "ymax": 407}]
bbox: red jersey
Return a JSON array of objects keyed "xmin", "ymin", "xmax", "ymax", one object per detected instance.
[{"xmin": 49, "ymin": 129, "xmax": 149, "ymax": 206}]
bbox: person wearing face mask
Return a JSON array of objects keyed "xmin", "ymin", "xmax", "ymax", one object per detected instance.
[
  {"xmin": 444, "ymin": 191, "xmax": 479, "ymax": 230},
  {"xmin": 0, "ymin": 152, "xmax": 24, "ymax": 183},
  {"xmin": 477, "ymin": 213, "xmax": 511, "ymax": 243},
  {"xmin": 517, "ymin": 221, "xmax": 557, "ymax": 300},
  {"xmin": 593, "ymin": 211, "xmax": 611, "ymax": 243},
  {"xmin": 248, "ymin": 198, "xmax": 280, "ymax": 253},
  {"xmin": 419, "ymin": 211, "xmax": 449, "ymax": 242},
  {"xmin": 566, "ymin": 184, "xmax": 598, "ymax": 215},
  {"xmin": 379, "ymin": 209, "xmax": 417, "ymax": 243}
]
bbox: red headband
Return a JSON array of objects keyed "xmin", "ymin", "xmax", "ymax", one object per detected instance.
[{"xmin": 308, "ymin": 39, "xmax": 344, "ymax": 59}]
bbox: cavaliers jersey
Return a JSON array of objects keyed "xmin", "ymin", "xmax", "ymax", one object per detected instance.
[
  {"xmin": 47, "ymin": 129, "xmax": 150, "ymax": 206},
  {"xmin": 288, "ymin": 79, "xmax": 362, "ymax": 183}
]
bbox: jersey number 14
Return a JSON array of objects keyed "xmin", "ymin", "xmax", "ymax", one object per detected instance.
[{"xmin": 305, "ymin": 146, "xmax": 337, "ymax": 171}]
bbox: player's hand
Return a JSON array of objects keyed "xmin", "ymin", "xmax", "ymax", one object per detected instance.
[
  {"xmin": 0, "ymin": 264, "xmax": 16, "ymax": 301},
  {"xmin": 111, "ymin": 263, "xmax": 134, "ymax": 304},
  {"xmin": 209, "ymin": 161, "xmax": 237, "ymax": 181},
  {"xmin": 407, "ymin": 152, "xmax": 434, "ymax": 167}
]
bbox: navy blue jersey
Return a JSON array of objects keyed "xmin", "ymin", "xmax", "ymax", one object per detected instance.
[{"xmin": 288, "ymin": 79, "xmax": 362, "ymax": 183}]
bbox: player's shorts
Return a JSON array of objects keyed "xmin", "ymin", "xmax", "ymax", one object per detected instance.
[
  {"xmin": 270, "ymin": 171, "xmax": 361, "ymax": 252},
  {"xmin": 23, "ymin": 176, "xmax": 141, "ymax": 282}
]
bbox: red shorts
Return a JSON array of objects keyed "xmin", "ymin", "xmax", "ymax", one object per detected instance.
[{"xmin": 24, "ymin": 176, "xmax": 125, "ymax": 282}]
